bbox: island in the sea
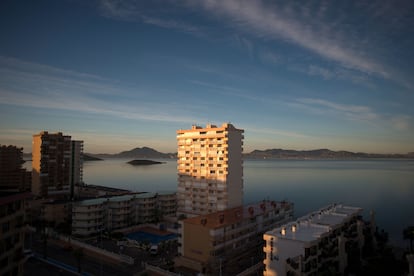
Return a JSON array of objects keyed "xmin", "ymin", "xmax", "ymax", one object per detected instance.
[{"xmin": 127, "ymin": 159, "xmax": 164, "ymax": 166}]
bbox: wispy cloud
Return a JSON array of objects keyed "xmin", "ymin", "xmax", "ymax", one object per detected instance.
[
  {"xmin": 248, "ymin": 126, "xmax": 311, "ymax": 139},
  {"xmin": 294, "ymin": 98, "xmax": 413, "ymax": 132},
  {"xmin": 97, "ymin": 0, "xmax": 412, "ymax": 88},
  {"xmin": 288, "ymin": 63, "xmax": 374, "ymax": 87},
  {"xmin": 0, "ymin": 56, "xmax": 202, "ymax": 124},
  {"xmin": 192, "ymin": 1, "xmax": 388, "ymax": 77},
  {"xmin": 258, "ymin": 49, "xmax": 281, "ymax": 65},
  {"xmin": 390, "ymin": 115, "xmax": 412, "ymax": 131},
  {"xmin": 98, "ymin": 0, "xmax": 203, "ymax": 36},
  {"xmin": 189, "ymin": 80, "xmax": 265, "ymax": 103},
  {"xmin": 295, "ymin": 98, "xmax": 379, "ymax": 122}
]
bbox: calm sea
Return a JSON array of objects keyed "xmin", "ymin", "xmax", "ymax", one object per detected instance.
[{"xmin": 25, "ymin": 159, "xmax": 414, "ymax": 247}]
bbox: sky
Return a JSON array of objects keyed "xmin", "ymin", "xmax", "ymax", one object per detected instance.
[{"xmin": 0, "ymin": 0, "xmax": 413, "ymax": 154}]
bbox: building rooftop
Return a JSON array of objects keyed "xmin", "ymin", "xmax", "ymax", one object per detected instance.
[
  {"xmin": 77, "ymin": 197, "xmax": 108, "ymax": 206},
  {"xmin": 265, "ymin": 203, "xmax": 362, "ymax": 242},
  {"xmin": 177, "ymin": 122, "xmax": 244, "ymax": 134},
  {"xmin": 184, "ymin": 200, "xmax": 293, "ymax": 229},
  {"xmin": 133, "ymin": 192, "xmax": 156, "ymax": 199},
  {"xmin": 75, "ymin": 192, "xmax": 158, "ymax": 206}
]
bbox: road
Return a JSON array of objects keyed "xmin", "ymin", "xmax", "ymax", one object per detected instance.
[{"xmin": 26, "ymin": 232, "xmax": 144, "ymax": 276}]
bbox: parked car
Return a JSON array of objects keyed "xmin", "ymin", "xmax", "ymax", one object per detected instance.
[{"xmin": 149, "ymin": 245, "xmax": 158, "ymax": 255}]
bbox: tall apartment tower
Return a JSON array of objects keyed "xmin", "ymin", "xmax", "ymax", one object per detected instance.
[
  {"xmin": 32, "ymin": 131, "xmax": 83, "ymax": 198},
  {"xmin": 177, "ymin": 123, "xmax": 244, "ymax": 217}
]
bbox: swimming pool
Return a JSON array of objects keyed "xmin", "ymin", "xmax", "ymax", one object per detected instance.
[{"xmin": 126, "ymin": 231, "xmax": 177, "ymax": 244}]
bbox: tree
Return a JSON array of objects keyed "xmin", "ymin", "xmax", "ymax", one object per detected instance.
[
  {"xmin": 73, "ymin": 248, "xmax": 84, "ymax": 273},
  {"xmin": 403, "ymin": 226, "xmax": 414, "ymax": 253}
]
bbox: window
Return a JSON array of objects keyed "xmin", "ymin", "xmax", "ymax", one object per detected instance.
[{"xmin": 2, "ymin": 222, "xmax": 10, "ymax": 233}]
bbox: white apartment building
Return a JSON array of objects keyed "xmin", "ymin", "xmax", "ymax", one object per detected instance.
[
  {"xmin": 175, "ymin": 200, "xmax": 294, "ymax": 275},
  {"xmin": 263, "ymin": 204, "xmax": 365, "ymax": 276},
  {"xmin": 177, "ymin": 123, "xmax": 244, "ymax": 217},
  {"xmin": 72, "ymin": 192, "xmax": 176, "ymax": 236},
  {"xmin": 131, "ymin": 193, "xmax": 157, "ymax": 224},
  {"xmin": 72, "ymin": 197, "xmax": 106, "ymax": 236},
  {"xmin": 157, "ymin": 191, "xmax": 178, "ymax": 217}
]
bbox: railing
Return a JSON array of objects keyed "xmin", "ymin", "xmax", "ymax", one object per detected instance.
[
  {"xmin": 57, "ymin": 234, "xmax": 134, "ymax": 265},
  {"xmin": 144, "ymin": 263, "xmax": 180, "ymax": 276}
]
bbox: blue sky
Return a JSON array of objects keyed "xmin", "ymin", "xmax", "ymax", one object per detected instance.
[{"xmin": 0, "ymin": 0, "xmax": 413, "ymax": 154}]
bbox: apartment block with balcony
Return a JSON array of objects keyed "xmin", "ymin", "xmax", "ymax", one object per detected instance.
[
  {"xmin": 157, "ymin": 191, "xmax": 177, "ymax": 217},
  {"xmin": 0, "ymin": 192, "xmax": 30, "ymax": 276},
  {"xmin": 177, "ymin": 123, "xmax": 244, "ymax": 217},
  {"xmin": 106, "ymin": 194, "xmax": 134, "ymax": 231},
  {"xmin": 175, "ymin": 200, "xmax": 294, "ymax": 275},
  {"xmin": 131, "ymin": 193, "xmax": 157, "ymax": 224},
  {"xmin": 72, "ymin": 198, "xmax": 106, "ymax": 236},
  {"xmin": 263, "ymin": 204, "xmax": 365, "ymax": 276},
  {"xmin": 72, "ymin": 192, "xmax": 176, "ymax": 236}
]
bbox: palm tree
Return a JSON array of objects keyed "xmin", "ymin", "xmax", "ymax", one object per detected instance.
[
  {"xmin": 73, "ymin": 247, "xmax": 84, "ymax": 273},
  {"xmin": 403, "ymin": 226, "xmax": 414, "ymax": 253}
]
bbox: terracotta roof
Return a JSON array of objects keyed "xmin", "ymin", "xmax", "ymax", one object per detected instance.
[{"xmin": 184, "ymin": 200, "xmax": 293, "ymax": 229}]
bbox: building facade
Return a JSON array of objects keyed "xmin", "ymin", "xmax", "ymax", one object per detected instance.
[
  {"xmin": 0, "ymin": 192, "xmax": 30, "ymax": 276},
  {"xmin": 32, "ymin": 132, "xmax": 83, "ymax": 198},
  {"xmin": 70, "ymin": 140, "xmax": 84, "ymax": 199},
  {"xmin": 72, "ymin": 192, "xmax": 176, "ymax": 236},
  {"xmin": 175, "ymin": 200, "xmax": 294, "ymax": 275},
  {"xmin": 263, "ymin": 204, "xmax": 365, "ymax": 276},
  {"xmin": 0, "ymin": 145, "xmax": 31, "ymax": 192},
  {"xmin": 177, "ymin": 123, "xmax": 244, "ymax": 217}
]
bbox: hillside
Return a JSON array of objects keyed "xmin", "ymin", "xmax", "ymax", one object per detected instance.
[
  {"xmin": 83, "ymin": 154, "xmax": 103, "ymax": 161},
  {"xmin": 244, "ymin": 148, "xmax": 412, "ymax": 159}
]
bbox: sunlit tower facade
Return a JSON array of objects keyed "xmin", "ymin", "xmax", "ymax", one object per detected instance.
[{"xmin": 176, "ymin": 123, "xmax": 244, "ymax": 217}]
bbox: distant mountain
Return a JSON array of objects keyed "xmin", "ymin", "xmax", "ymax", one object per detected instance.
[
  {"xmin": 88, "ymin": 147, "xmax": 175, "ymax": 159},
  {"xmin": 24, "ymin": 147, "xmax": 414, "ymax": 161},
  {"xmin": 83, "ymin": 154, "xmax": 103, "ymax": 161},
  {"xmin": 244, "ymin": 148, "xmax": 413, "ymax": 159}
]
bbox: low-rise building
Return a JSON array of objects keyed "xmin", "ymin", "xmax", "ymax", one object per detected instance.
[
  {"xmin": 157, "ymin": 191, "xmax": 177, "ymax": 217},
  {"xmin": 175, "ymin": 200, "xmax": 294, "ymax": 275},
  {"xmin": 131, "ymin": 193, "xmax": 157, "ymax": 224},
  {"xmin": 263, "ymin": 203, "xmax": 365, "ymax": 276},
  {"xmin": 72, "ymin": 192, "xmax": 177, "ymax": 236},
  {"xmin": 72, "ymin": 198, "xmax": 105, "ymax": 236}
]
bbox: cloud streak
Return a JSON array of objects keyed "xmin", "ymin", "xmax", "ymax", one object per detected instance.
[
  {"xmin": 294, "ymin": 98, "xmax": 413, "ymax": 132},
  {"xmin": 295, "ymin": 98, "xmax": 379, "ymax": 122},
  {"xmin": 0, "ymin": 56, "xmax": 203, "ymax": 125},
  {"xmin": 97, "ymin": 0, "xmax": 413, "ymax": 88},
  {"xmin": 98, "ymin": 0, "xmax": 203, "ymax": 36},
  {"xmin": 192, "ymin": 0, "xmax": 390, "ymax": 78}
]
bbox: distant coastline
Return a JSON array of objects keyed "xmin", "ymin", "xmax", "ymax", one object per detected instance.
[
  {"xmin": 23, "ymin": 146, "xmax": 414, "ymax": 161},
  {"xmin": 244, "ymin": 149, "xmax": 414, "ymax": 160}
]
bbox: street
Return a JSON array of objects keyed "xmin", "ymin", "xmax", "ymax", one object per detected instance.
[{"xmin": 25, "ymin": 231, "xmax": 178, "ymax": 275}]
